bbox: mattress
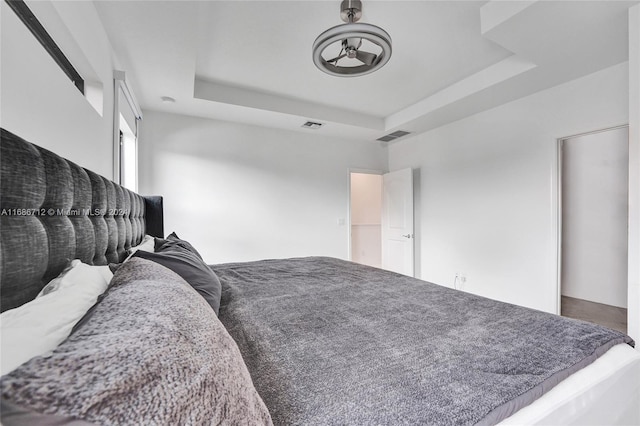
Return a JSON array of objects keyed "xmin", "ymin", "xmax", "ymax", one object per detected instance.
[{"xmin": 500, "ymin": 343, "xmax": 640, "ymax": 425}]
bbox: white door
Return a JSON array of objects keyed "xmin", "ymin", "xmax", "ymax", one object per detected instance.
[{"xmin": 382, "ymin": 168, "xmax": 414, "ymax": 276}]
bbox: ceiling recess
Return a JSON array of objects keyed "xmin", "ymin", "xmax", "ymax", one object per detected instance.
[{"xmin": 377, "ymin": 130, "xmax": 411, "ymax": 142}]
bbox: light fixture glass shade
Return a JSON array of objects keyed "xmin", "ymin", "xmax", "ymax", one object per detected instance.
[{"xmin": 312, "ymin": 22, "xmax": 392, "ymax": 77}]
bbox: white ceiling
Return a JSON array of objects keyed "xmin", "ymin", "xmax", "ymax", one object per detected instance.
[{"xmin": 94, "ymin": 0, "xmax": 638, "ymax": 142}]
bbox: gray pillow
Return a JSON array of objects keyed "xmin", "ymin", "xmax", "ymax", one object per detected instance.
[
  {"xmin": 0, "ymin": 257, "xmax": 272, "ymax": 425},
  {"xmin": 154, "ymin": 232, "xmax": 203, "ymax": 260},
  {"xmin": 132, "ymin": 247, "xmax": 221, "ymax": 315}
]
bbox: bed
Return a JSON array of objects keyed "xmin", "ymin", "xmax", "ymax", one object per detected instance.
[{"xmin": 1, "ymin": 128, "xmax": 639, "ymax": 425}]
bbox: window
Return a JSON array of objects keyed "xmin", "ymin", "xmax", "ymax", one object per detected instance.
[
  {"xmin": 114, "ymin": 71, "xmax": 142, "ymax": 191},
  {"xmin": 119, "ymin": 126, "xmax": 137, "ymax": 191}
]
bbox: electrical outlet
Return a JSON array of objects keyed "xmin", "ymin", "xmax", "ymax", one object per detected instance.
[{"xmin": 454, "ymin": 272, "xmax": 467, "ymax": 290}]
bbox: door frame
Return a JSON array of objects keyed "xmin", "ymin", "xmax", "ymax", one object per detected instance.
[
  {"xmin": 554, "ymin": 124, "xmax": 630, "ymax": 315},
  {"xmin": 347, "ymin": 168, "xmax": 385, "ymax": 262}
]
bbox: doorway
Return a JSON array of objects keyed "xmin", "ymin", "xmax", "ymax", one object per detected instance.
[
  {"xmin": 350, "ymin": 172, "xmax": 383, "ymax": 268},
  {"xmin": 559, "ymin": 126, "xmax": 629, "ymax": 333},
  {"xmin": 349, "ymin": 169, "xmax": 415, "ymax": 276}
]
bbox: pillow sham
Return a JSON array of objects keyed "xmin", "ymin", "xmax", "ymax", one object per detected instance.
[
  {"xmin": 124, "ymin": 234, "xmax": 155, "ymax": 261},
  {"xmin": 132, "ymin": 245, "xmax": 221, "ymax": 315},
  {"xmin": 36, "ymin": 260, "xmax": 112, "ymax": 298},
  {"xmin": 154, "ymin": 232, "xmax": 203, "ymax": 260},
  {"xmin": 1, "ymin": 260, "xmax": 112, "ymax": 376},
  {"xmin": 0, "ymin": 257, "xmax": 272, "ymax": 425}
]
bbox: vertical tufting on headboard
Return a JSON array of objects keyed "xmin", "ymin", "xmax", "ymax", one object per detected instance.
[{"xmin": 0, "ymin": 128, "xmax": 161, "ymax": 312}]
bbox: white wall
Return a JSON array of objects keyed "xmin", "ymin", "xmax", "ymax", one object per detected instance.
[
  {"xmin": 561, "ymin": 128, "xmax": 629, "ymax": 308},
  {"xmin": 0, "ymin": 1, "xmax": 117, "ymax": 178},
  {"xmin": 388, "ymin": 63, "xmax": 629, "ymax": 314},
  {"xmin": 350, "ymin": 173, "xmax": 383, "ymax": 267},
  {"xmin": 138, "ymin": 111, "xmax": 387, "ymax": 264}
]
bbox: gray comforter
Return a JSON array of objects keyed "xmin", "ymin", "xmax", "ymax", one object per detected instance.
[{"xmin": 214, "ymin": 257, "xmax": 633, "ymax": 426}]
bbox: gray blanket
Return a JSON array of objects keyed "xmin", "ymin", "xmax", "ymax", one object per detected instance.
[
  {"xmin": 1, "ymin": 258, "xmax": 272, "ymax": 425},
  {"xmin": 214, "ymin": 257, "xmax": 633, "ymax": 426}
]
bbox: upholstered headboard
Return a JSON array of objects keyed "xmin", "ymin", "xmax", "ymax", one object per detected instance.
[{"xmin": 0, "ymin": 128, "xmax": 163, "ymax": 312}]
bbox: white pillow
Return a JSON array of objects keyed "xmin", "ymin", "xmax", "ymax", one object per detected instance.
[
  {"xmin": 0, "ymin": 260, "xmax": 113, "ymax": 376},
  {"xmin": 124, "ymin": 234, "xmax": 155, "ymax": 261},
  {"xmin": 36, "ymin": 260, "xmax": 112, "ymax": 298}
]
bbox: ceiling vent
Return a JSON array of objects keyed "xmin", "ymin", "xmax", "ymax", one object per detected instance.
[
  {"xmin": 302, "ymin": 121, "xmax": 324, "ymax": 129},
  {"xmin": 377, "ymin": 130, "xmax": 411, "ymax": 142}
]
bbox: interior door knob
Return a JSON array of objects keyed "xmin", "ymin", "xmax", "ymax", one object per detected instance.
[{"xmin": 402, "ymin": 234, "xmax": 412, "ymax": 238}]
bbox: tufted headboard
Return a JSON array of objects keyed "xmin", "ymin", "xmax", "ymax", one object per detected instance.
[{"xmin": 0, "ymin": 128, "xmax": 163, "ymax": 312}]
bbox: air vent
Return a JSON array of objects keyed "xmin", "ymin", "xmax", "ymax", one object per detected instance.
[
  {"xmin": 376, "ymin": 130, "xmax": 411, "ymax": 142},
  {"xmin": 388, "ymin": 130, "xmax": 410, "ymax": 138},
  {"xmin": 302, "ymin": 121, "xmax": 323, "ymax": 129},
  {"xmin": 377, "ymin": 135, "xmax": 396, "ymax": 142}
]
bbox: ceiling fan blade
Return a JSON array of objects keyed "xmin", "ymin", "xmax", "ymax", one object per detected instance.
[
  {"xmin": 356, "ymin": 50, "xmax": 377, "ymax": 66},
  {"xmin": 327, "ymin": 53, "xmax": 347, "ymax": 63}
]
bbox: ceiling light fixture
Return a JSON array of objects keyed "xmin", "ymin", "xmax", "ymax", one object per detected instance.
[{"xmin": 312, "ymin": 0, "xmax": 391, "ymax": 77}]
